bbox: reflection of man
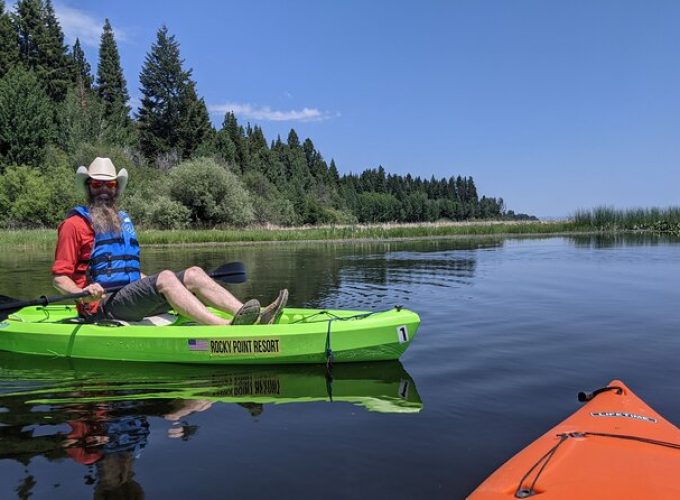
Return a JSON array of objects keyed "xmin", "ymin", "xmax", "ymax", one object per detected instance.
[
  {"xmin": 164, "ymin": 400, "xmax": 213, "ymax": 439},
  {"xmin": 162, "ymin": 399, "xmax": 264, "ymax": 438},
  {"xmin": 62, "ymin": 417, "xmax": 108, "ymax": 465},
  {"xmin": 62, "ymin": 409, "xmax": 150, "ymax": 466},
  {"xmin": 94, "ymin": 453, "xmax": 144, "ymax": 500}
]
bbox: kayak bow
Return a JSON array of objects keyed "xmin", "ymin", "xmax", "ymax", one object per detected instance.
[{"xmin": 469, "ymin": 380, "xmax": 680, "ymax": 499}]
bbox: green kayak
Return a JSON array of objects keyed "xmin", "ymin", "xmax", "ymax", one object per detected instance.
[{"xmin": 0, "ymin": 304, "xmax": 420, "ymax": 364}]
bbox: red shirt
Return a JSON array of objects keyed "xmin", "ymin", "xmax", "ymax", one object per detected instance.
[{"xmin": 52, "ymin": 215, "xmax": 99, "ymax": 315}]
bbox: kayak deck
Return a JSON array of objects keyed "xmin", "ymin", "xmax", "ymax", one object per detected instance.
[
  {"xmin": 469, "ymin": 380, "xmax": 680, "ymax": 498},
  {"xmin": 0, "ymin": 305, "xmax": 420, "ymax": 365}
]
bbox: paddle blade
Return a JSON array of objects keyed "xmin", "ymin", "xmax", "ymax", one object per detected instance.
[
  {"xmin": 0, "ymin": 295, "xmax": 18, "ymax": 307},
  {"xmin": 210, "ymin": 261, "xmax": 247, "ymax": 284},
  {"xmin": 0, "ymin": 295, "xmax": 23, "ymax": 321}
]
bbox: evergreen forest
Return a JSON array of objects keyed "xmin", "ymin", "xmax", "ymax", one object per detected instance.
[{"xmin": 0, "ymin": 0, "xmax": 532, "ymax": 229}]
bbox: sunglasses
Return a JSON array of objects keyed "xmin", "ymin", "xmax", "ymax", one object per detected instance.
[{"xmin": 89, "ymin": 179, "xmax": 118, "ymax": 189}]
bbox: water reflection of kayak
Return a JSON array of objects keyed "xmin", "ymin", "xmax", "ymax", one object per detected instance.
[
  {"xmin": 0, "ymin": 305, "xmax": 420, "ymax": 364},
  {"xmin": 0, "ymin": 351, "xmax": 423, "ymax": 414}
]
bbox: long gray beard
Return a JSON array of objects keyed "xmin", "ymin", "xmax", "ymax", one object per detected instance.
[{"xmin": 89, "ymin": 194, "xmax": 121, "ymax": 235}]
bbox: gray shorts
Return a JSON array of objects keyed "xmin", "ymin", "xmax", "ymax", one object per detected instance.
[{"xmin": 100, "ymin": 271, "xmax": 185, "ymax": 322}]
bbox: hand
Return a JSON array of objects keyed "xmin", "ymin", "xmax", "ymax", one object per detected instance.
[
  {"xmin": 81, "ymin": 283, "xmax": 105, "ymax": 303},
  {"xmin": 164, "ymin": 400, "xmax": 213, "ymax": 422}
]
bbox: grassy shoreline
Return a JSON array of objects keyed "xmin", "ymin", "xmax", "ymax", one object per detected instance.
[{"xmin": 1, "ymin": 215, "xmax": 678, "ymax": 249}]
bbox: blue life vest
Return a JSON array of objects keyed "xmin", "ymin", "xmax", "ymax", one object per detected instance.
[
  {"xmin": 103, "ymin": 415, "xmax": 150, "ymax": 456},
  {"xmin": 70, "ymin": 205, "xmax": 141, "ymax": 287}
]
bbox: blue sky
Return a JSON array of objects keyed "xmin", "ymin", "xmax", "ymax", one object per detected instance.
[{"xmin": 31, "ymin": 1, "xmax": 680, "ymax": 216}]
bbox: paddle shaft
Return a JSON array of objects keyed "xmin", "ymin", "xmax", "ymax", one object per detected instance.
[{"xmin": 0, "ymin": 261, "xmax": 246, "ymax": 319}]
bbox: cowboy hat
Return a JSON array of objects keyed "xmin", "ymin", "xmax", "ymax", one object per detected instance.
[{"xmin": 75, "ymin": 157, "xmax": 128, "ymax": 197}]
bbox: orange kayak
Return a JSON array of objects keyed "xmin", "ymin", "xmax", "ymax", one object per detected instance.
[{"xmin": 469, "ymin": 380, "xmax": 680, "ymax": 499}]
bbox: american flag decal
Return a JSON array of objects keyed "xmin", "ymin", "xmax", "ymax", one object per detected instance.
[{"xmin": 188, "ymin": 339, "xmax": 209, "ymax": 351}]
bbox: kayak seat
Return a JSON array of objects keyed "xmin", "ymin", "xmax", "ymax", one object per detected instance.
[
  {"xmin": 58, "ymin": 313, "xmax": 179, "ymax": 327},
  {"xmin": 57, "ymin": 317, "xmax": 127, "ymax": 327},
  {"xmin": 117, "ymin": 313, "xmax": 179, "ymax": 327}
]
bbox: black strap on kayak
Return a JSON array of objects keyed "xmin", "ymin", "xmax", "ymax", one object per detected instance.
[
  {"xmin": 325, "ymin": 369, "xmax": 334, "ymax": 402},
  {"xmin": 577, "ymin": 385, "xmax": 623, "ymax": 402},
  {"xmin": 577, "ymin": 431, "xmax": 680, "ymax": 450},
  {"xmin": 514, "ymin": 430, "xmax": 680, "ymax": 498},
  {"xmin": 289, "ymin": 310, "xmax": 377, "ymax": 369},
  {"xmin": 514, "ymin": 433, "xmax": 569, "ymax": 498},
  {"xmin": 325, "ymin": 320, "xmax": 335, "ymax": 369},
  {"xmin": 290, "ymin": 310, "xmax": 376, "ymax": 324},
  {"xmin": 515, "ymin": 383, "xmax": 675, "ymax": 498}
]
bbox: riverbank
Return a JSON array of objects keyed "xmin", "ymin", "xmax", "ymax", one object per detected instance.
[{"xmin": 2, "ymin": 216, "xmax": 678, "ymax": 249}]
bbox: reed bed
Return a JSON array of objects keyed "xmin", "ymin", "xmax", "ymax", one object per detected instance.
[
  {"xmin": 573, "ymin": 206, "xmax": 680, "ymax": 233},
  {"xmin": 0, "ymin": 229, "xmax": 56, "ymax": 249},
  {"xmin": 1, "ymin": 212, "xmax": 677, "ymax": 250},
  {"xmin": 1, "ymin": 221, "xmax": 575, "ymax": 249},
  {"xmin": 134, "ymin": 221, "xmax": 577, "ymax": 245}
]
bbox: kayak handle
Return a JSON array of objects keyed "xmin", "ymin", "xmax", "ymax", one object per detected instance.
[{"xmin": 578, "ymin": 385, "xmax": 623, "ymax": 402}]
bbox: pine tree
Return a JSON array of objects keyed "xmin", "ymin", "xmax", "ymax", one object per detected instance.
[
  {"xmin": 58, "ymin": 85, "xmax": 105, "ymax": 154},
  {"xmin": 13, "ymin": 0, "xmax": 72, "ymax": 101},
  {"xmin": 71, "ymin": 38, "xmax": 92, "ymax": 90},
  {"xmin": 138, "ymin": 25, "xmax": 201, "ymax": 160},
  {"xmin": 96, "ymin": 19, "xmax": 132, "ymax": 143},
  {"xmin": 214, "ymin": 111, "xmax": 239, "ymax": 164},
  {"xmin": 303, "ymin": 138, "xmax": 316, "ymax": 167},
  {"xmin": 223, "ymin": 112, "xmax": 240, "ymax": 143},
  {"xmin": 13, "ymin": 0, "xmax": 45, "ymax": 68},
  {"xmin": 96, "ymin": 20, "xmax": 128, "ymax": 109},
  {"xmin": 214, "ymin": 129, "xmax": 237, "ymax": 164},
  {"xmin": 249, "ymin": 125, "xmax": 268, "ymax": 152},
  {"xmin": 42, "ymin": 0, "xmax": 71, "ymax": 99},
  {"xmin": 0, "ymin": 0, "xmax": 18, "ymax": 78},
  {"xmin": 244, "ymin": 125, "xmax": 270, "ymax": 174},
  {"xmin": 287, "ymin": 129, "xmax": 300, "ymax": 149},
  {"xmin": 221, "ymin": 111, "xmax": 248, "ymax": 169},
  {"xmin": 0, "ymin": 66, "xmax": 54, "ymax": 167},
  {"xmin": 328, "ymin": 159, "xmax": 339, "ymax": 184},
  {"xmin": 176, "ymin": 80, "xmax": 213, "ymax": 158}
]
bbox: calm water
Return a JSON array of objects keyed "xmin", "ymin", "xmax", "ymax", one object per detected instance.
[{"xmin": 1, "ymin": 235, "xmax": 679, "ymax": 499}]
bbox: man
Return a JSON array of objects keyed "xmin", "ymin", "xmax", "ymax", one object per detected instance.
[{"xmin": 52, "ymin": 157, "xmax": 287, "ymax": 325}]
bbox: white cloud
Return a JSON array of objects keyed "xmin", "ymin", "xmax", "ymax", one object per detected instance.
[
  {"xmin": 54, "ymin": 4, "xmax": 127, "ymax": 48},
  {"xmin": 209, "ymin": 102, "xmax": 332, "ymax": 122}
]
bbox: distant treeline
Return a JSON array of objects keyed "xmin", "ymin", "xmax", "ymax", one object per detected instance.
[{"xmin": 0, "ymin": 0, "xmax": 533, "ymax": 229}]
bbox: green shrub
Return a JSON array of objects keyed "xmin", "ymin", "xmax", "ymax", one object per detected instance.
[
  {"xmin": 356, "ymin": 192, "xmax": 401, "ymax": 223},
  {"xmin": 145, "ymin": 197, "xmax": 191, "ymax": 229},
  {"xmin": 169, "ymin": 157, "xmax": 254, "ymax": 226},
  {"xmin": 0, "ymin": 161, "xmax": 79, "ymax": 228}
]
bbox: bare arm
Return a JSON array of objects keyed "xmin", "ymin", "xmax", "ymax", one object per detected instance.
[{"xmin": 53, "ymin": 276, "xmax": 104, "ymax": 303}]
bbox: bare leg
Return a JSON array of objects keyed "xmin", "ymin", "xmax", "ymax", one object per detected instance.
[
  {"xmin": 182, "ymin": 266, "xmax": 243, "ymax": 313},
  {"xmin": 156, "ymin": 270, "xmax": 229, "ymax": 325}
]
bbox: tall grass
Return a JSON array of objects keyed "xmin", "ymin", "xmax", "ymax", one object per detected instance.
[
  {"xmin": 0, "ymin": 221, "xmax": 576, "ymax": 249},
  {"xmin": 132, "ymin": 221, "xmax": 579, "ymax": 245},
  {"xmin": 0, "ymin": 229, "xmax": 56, "ymax": 248},
  {"xmin": 2, "ymin": 211, "xmax": 677, "ymax": 250},
  {"xmin": 573, "ymin": 206, "xmax": 680, "ymax": 233}
]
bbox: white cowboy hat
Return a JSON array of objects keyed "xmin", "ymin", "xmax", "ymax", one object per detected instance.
[{"xmin": 75, "ymin": 157, "xmax": 128, "ymax": 197}]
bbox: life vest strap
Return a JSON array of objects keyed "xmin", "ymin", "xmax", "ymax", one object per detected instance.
[
  {"xmin": 89, "ymin": 267, "xmax": 142, "ymax": 278},
  {"xmin": 89, "ymin": 254, "xmax": 141, "ymax": 266}
]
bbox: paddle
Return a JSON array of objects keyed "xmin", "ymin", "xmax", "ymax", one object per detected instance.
[{"xmin": 0, "ymin": 261, "xmax": 246, "ymax": 322}]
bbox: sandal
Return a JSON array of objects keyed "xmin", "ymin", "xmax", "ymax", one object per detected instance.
[
  {"xmin": 258, "ymin": 289, "xmax": 288, "ymax": 325},
  {"xmin": 231, "ymin": 299, "xmax": 261, "ymax": 325}
]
